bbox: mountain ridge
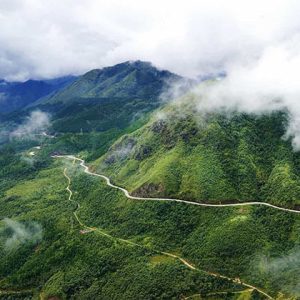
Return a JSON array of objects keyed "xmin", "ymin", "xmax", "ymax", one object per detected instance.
[
  {"xmin": 0, "ymin": 76, "xmax": 77, "ymax": 113},
  {"xmin": 33, "ymin": 60, "xmax": 191, "ymax": 106}
]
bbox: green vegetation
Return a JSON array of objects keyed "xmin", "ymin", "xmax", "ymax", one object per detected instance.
[
  {"xmin": 0, "ymin": 65, "xmax": 300, "ymax": 299},
  {"xmin": 0, "ymin": 154, "xmax": 246, "ymax": 299},
  {"xmin": 0, "ymin": 147, "xmax": 299, "ymax": 299},
  {"xmin": 36, "ymin": 61, "xmax": 181, "ymax": 105},
  {"xmin": 97, "ymin": 96, "xmax": 300, "ymax": 209}
]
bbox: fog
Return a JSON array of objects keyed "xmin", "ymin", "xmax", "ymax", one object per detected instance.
[{"xmin": 0, "ymin": 218, "xmax": 43, "ymax": 250}]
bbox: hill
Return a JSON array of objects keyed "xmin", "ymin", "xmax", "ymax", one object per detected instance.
[
  {"xmin": 95, "ymin": 91, "xmax": 300, "ymax": 209},
  {"xmin": 21, "ymin": 61, "xmax": 190, "ymax": 135}
]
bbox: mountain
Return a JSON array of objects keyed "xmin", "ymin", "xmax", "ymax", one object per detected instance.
[
  {"xmin": 36, "ymin": 60, "xmax": 185, "ymax": 105},
  {"xmin": 30, "ymin": 61, "xmax": 192, "ymax": 135},
  {"xmin": 0, "ymin": 76, "xmax": 76, "ymax": 113},
  {"xmin": 95, "ymin": 91, "xmax": 300, "ymax": 209},
  {"xmin": 0, "ymin": 61, "xmax": 191, "ymax": 158},
  {"xmin": 0, "ymin": 62, "xmax": 299, "ymax": 299}
]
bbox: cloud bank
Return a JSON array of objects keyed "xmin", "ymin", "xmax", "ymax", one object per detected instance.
[
  {"xmin": 181, "ymin": 41, "xmax": 300, "ymax": 150},
  {"xmin": 0, "ymin": 0, "xmax": 300, "ymax": 80},
  {"xmin": 256, "ymin": 248, "xmax": 300, "ymax": 296}
]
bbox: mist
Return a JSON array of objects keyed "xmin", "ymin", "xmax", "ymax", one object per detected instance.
[
  {"xmin": 255, "ymin": 247, "xmax": 300, "ymax": 296},
  {"xmin": 0, "ymin": 218, "xmax": 43, "ymax": 250},
  {"xmin": 182, "ymin": 42, "xmax": 300, "ymax": 151},
  {"xmin": 10, "ymin": 110, "xmax": 50, "ymax": 139}
]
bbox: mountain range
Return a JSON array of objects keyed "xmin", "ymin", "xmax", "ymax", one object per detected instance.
[
  {"xmin": 0, "ymin": 61, "xmax": 299, "ymax": 300},
  {"xmin": 0, "ymin": 76, "xmax": 77, "ymax": 113}
]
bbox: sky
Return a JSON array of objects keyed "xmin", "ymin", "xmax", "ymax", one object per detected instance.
[
  {"xmin": 3, "ymin": 0, "xmax": 300, "ymax": 148},
  {"xmin": 1, "ymin": 0, "xmax": 300, "ymax": 81}
]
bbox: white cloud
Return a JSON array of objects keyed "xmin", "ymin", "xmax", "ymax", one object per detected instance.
[
  {"xmin": 2, "ymin": 0, "xmax": 300, "ymax": 148},
  {"xmin": 177, "ymin": 39, "xmax": 300, "ymax": 150},
  {"xmin": 0, "ymin": 0, "xmax": 299, "ymax": 80},
  {"xmin": 256, "ymin": 248, "xmax": 300, "ymax": 296}
]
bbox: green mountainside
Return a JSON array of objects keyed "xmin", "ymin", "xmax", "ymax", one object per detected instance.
[
  {"xmin": 0, "ymin": 63, "xmax": 299, "ymax": 300},
  {"xmin": 1, "ymin": 141, "xmax": 299, "ymax": 299},
  {"xmin": 1, "ymin": 61, "xmax": 184, "ymax": 154},
  {"xmin": 96, "ymin": 93, "xmax": 300, "ymax": 209},
  {"xmin": 36, "ymin": 61, "xmax": 182, "ymax": 105}
]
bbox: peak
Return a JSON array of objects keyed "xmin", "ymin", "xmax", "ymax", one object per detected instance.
[
  {"xmin": 85, "ymin": 60, "xmax": 161, "ymax": 76},
  {"xmin": 126, "ymin": 60, "xmax": 153, "ymax": 68},
  {"xmin": 103, "ymin": 60, "xmax": 157, "ymax": 73}
]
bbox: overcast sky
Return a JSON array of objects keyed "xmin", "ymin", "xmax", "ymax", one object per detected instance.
[{"xmin": 1, "ymin": 0, "xmax": 300, "ymax": 81}]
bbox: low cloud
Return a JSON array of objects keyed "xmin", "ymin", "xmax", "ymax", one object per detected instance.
[
  {"xmin": 162, "ymin": 38, "xmax": 300, "ymax": 151},
  {"xmin": 0, "ymin": 218, "xmax": 43, "ymax": 250},
  {"xmin": 160, "ymin": 77, "xmax": 196, "ymax": 103},
  {"xmin": 104, "ymin": 137, "xmax": 136, "ymax": 165},
  {"xmin": 10, "ymin": 110, "xmax": 50, "ymax": 139},
  {"xmin": 193, "ymin": 44, "xmax": 300, "ymax": 150},
  {"xmin": 20, "ymin": 154, "xmax": 35, "ymax": 166}
]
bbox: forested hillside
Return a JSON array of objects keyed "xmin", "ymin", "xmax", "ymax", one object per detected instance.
[
  {"xmin": 0, "ymin": 63, "xmax": 299, "ymax": 300},
  {"xmin": 97, "ymin": 93, "xmax": 300, "ymax": 209},
  {"xmin": 0, "ymin": 143, "xmax": 299, "ymax": 299}
]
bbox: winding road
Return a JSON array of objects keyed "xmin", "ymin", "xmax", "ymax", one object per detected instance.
[
  {"xmin": 61, "ymin": 164, "xmax": 274, "ymax": 299},
  {"xmin": 54, "ymin": 155, "xmax": 300, "ymax": 214}
]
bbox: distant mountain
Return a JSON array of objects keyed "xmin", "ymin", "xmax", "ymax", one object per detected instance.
[
  {"xmin": 0, "ymin": 76, "xmax": 76, "ymax": 113},
  {"xmin": 36, "ymin": 61, "xmax": 188, "ymax": 105},
  {"xmin": 1, "ymin": 61, "xmax": 193, "ymax": 136},
  {"xmin": 31, "ymin": 61, "xmax": 193, "ymax": 133}
]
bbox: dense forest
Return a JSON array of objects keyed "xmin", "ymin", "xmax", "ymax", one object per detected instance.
[{"xmin": 0, "ymin": 62, "xmax": 299, "ymax": 299}]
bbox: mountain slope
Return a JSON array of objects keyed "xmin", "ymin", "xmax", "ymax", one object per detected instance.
[
  {"xmin": 0, "ymin": 131, "xmax": 299, "ymax": 299},
  {"xmin": 2, "ymin": 143, "xmax": 299, "ymax": 299},
  {"xmin": 36, "ymin": 61, "xmax": 184, "ymax": 105},
  {"xmin": 31, "ymin": 61, "xmax": 191, "ymax": 135},
  {"xmin": 1, "ymin": 63, "xmax": 299, "ymax": 300},
  {"xmin": 95, "ymin": 91, "xmax": 300, "ymax": 209}
]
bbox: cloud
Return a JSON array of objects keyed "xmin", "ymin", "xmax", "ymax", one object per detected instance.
[
  {"xmin": 104, "ymin": 136, "xmax": 136, "ymax": 165},
  {"xmin": 0, "ymin": 218, "xmax": 43, "ymax": 250},
  {"xmin": 0, "ymin": 0, "xmax": 299, "ymax": 81},
  {"xmin": 10, "ymin": 110, "xmax": 50, "ymax": 139},
  {"xmin": 20, "ymin": 154, "xmax": 35, "ymax": 166},
  {"xmin": 168, "ymin": 39, "xmax": 300, "ymax": 150},
  {"xmin": 2, "ymin": 1, "xmax": 300, "ymax": 148}
]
